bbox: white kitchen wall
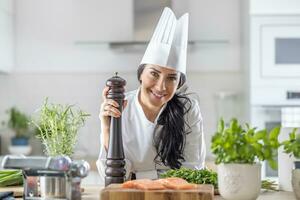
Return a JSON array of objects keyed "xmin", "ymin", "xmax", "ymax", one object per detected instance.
[
  {"xmin": 14, "ymin": 0, "xmax": 240, "ymax": 72},
  {"xmin": 0, "ymin": 0, "xmax": 14, "ymax": 72},
  {"xmin": 0, "ymin": 0, "xmax": 245, "ymax": 161}
]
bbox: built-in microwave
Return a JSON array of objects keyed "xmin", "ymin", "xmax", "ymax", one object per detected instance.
[
  {"xmin": 255, "ymin": 16, "xmax": 300, "ymax": 78},
  {"xmin": 250, "ymin": 16, "xmax": 300, "ymax": 106},
  {"xmin": 261, "ymin": 25, "xmax": 300, "ymax": 78}
]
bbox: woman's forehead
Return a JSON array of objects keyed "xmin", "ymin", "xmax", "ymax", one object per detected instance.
[{"xmin": 145, "ymin": 64, "xmax": 179, "ymax": 75}]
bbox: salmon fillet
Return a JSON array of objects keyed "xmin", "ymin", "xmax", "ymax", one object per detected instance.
[
  {"xmin": 157, "ymin": 177, "xmax": 198, "ymax": 190},
  {"xmin": 122, "ymin": 177, "xmax": 197, "ymax": 190},
  {"xmin": 122, "ymin": 179, "xmax": 166, "ymax": 190},
  {"xmin": 122, "ymin": 180, "xmax": 136, "ymax": 188}
]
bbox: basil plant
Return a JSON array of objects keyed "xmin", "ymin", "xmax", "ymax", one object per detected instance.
[
  {"xmin": 211, "ymin": 118, "xmax": 281, "ymax": 169},
  {"xmin": 282, "ymin": 128, "xmax": 300, "ymax": 159}
]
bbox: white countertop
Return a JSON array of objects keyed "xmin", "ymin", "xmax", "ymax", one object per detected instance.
[{"xmin": 215, "ymin": 191, "xmax": 296, "ymax": 200}]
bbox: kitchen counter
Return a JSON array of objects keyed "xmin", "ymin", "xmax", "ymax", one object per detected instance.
[
  {"xmin": 82, "ymin": 185, "xmax": 296, "ymax": 200},
  {"xmin": 215, "ymin": 191, "xmax": 296, "ymax": 200}
]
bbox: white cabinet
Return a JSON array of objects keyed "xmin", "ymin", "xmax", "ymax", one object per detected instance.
[
  {"xmin": 0, "ymin": 0, "xmax": 13, "ymax": 14},
  {"xmin": 173, "ymin": 0, "xmax": 240, "ymax": 42},
  {"xmin": 73, "ymin": 0, "xmax": 133, "ymax": 42},
  {"xmin": 250, "ymin": 0, "xmax": 300, "ymax": 15},
  {"xmin": 173, "ymin": 0, "xmax": 241, "ymax": 71},
  {"xmin": 0, "ymin": 3, "xmax": 14, "ymax": 73}
]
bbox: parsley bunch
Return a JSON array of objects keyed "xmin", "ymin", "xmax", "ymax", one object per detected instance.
[{"xmin": 160, "ymin": 167, "xmax": 218, "ymax": 188}]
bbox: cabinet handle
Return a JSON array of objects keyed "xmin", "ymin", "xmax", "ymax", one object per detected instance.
[{"xmin": 287, "ymin": 91, "xmax": 300, "ymax": 100}]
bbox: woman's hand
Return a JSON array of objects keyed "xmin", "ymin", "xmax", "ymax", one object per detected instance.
[{"xmin": 99, "ymin": 86, "xmax": 127, "ymax": 149}]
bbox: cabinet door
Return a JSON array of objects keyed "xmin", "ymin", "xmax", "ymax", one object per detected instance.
[
  {"xmin": 0, "ymin": 0, "xmax": 13, "ymax": 14},
  {"xmin": 73, "ymin": 0, "xmax": 133, "ymax": 42},
  {"xmin": 172, "ymin": 0, "xmax": 240, "ymax": 71},
  {"xmin": 173, "ymin": 0, "xmax": 240, "ymax": 41},
  {"xmin": 0, "ymin": 11, "xmax": 13, "ymax": 72},
  {"xmin": 251, "ymin": 0, "xmax": 300, "ymax": 15}
]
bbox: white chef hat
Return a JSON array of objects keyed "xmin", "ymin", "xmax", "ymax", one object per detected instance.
[{"xmin": 140, "ymin": 7, "xmax": 189, "ymax": 77}]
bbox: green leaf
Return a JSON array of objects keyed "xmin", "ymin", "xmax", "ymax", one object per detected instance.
[
  {"xmin": 254, "ymin": 130, "xmax": 266, "ymax": 140},
  {"xmin": 211, "ymin": 118, "xmax": 282, "ymax": 166},
  {"xmin": 290, "ymin": 129, "xmax": 297, "ymax": 140},
  {"xmin": 269, "ymin": 126, "xmax": 281, "ymax": 140},
  {"xmin": 282, "ymin": 129, "xmax": 300, "ymax": 158},
  {"xmin": 160, "ymin": 168, "xmax": 218, "ymax": 188},
  {"xmin": 217, "ymin": 118, "xmax": 225, "ymax": 133},
  {"xmin": 267, "ymin": 159, "xmax": 278, "ymax": 170}
]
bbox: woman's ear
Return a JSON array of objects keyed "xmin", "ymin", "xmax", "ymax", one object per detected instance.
[{"xmin": 177, "ymin": 73, "xmax": 185, "ymax": 89}]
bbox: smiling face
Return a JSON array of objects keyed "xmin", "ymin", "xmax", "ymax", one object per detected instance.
[{"xmin": 138, "ymin": 64, "xmax": 181, "ymax": 109}]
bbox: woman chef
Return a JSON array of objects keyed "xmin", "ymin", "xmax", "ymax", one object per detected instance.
[{"xmin": 97, "ymin": 7, "xmax": 206, "ymax": 182}]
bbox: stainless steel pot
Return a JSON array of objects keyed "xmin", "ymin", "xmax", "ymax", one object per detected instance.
[{"xmin": 40, "ymin": 176, "xmax": 67, "ymax": 198}]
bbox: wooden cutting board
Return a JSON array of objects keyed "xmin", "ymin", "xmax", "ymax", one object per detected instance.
[
  {"xmin": 101, "ymin": 184, "xmax": 214, "ymax": 200},
  {"xmin": 0, "ymin": 186, "xmax": 23, "ymax": 197}
]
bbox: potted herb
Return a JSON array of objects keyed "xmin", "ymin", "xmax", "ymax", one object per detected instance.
[
  {"xmin": 31, "ymin": 99, "xmax": 90, "ymax": 157},
  {"xmin": 211, "ymin": 118, "xmax": 280, "ymax": 200},
  {"xmin": 31, "ymin": 99, "xmax": 89, "ymax": 198},
  {"xmin": 4, "ymin": 107, "xmax": 32, "ymax": 155},
  {"xmin": 282, "ymin": 128, "xmax": 300, "ymax": 199},
  {"xmin": 160, "ymin": 167, "xmax": 218, "ymax": 188}
]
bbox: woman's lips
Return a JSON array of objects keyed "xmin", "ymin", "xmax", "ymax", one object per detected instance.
[{"xmin": 150, "ymin": 90, "xmax": 166, "ymax": 99}]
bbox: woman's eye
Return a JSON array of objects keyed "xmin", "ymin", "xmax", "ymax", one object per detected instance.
[
  {"xmin": 168, "ymin": 76, "xmax": 177, "ymax": 81},
  {"xmin": 150, "ymin": 71, "xmax": 159, "ymax": 78}
]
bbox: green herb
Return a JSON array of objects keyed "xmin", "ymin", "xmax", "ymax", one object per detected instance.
[
  {"xmin": 261, "ymin": 179, "xmax": 278, "ymax": 191},
  {"xmin": 211, "ymin": 118, "xmax": 281, "ymax": 169},
  {"xmin": 5, "ymin": 107, "xmax": 31, "ymax": 138},
  {"xmin": 160, "ymin": 168, "xmax": 278, "ymax": 191},
  {"xmin": 282, "ymin": 128, "xmax": 300, "ymax": 158},
  {"xmin": 0, "ymin": 170, "xmax": 23, "ymax": 187},
  {"xmin": 160, "ymin": 167, "xmax": 218, "ymax": 188},
  {"xmin": 31, "ymin": 98, "xmax": 90, "ymax": 157}
]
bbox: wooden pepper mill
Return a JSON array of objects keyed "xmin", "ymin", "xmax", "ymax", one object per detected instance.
[{"xmin": 105, "ymin": 72, "xmax": 126, "ymax": 186}]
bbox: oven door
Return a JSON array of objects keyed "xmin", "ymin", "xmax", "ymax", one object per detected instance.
[{"xmin": 261, "ymin": 25, "xmax": 300, "ymax": 78}]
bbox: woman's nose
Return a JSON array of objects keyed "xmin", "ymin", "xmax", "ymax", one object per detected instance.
[{"xmin": 156, "ymin": 78, "xmax": 166, "ymax": 91}]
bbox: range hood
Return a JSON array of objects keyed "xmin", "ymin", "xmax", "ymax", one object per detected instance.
[
  {"xmin": 133, "ymin": 0, "xmax": 170, "ymax": 42},
  {"xmin": 74, "ymin": 0, "xmax": 171, "ymax": 48},
  {"xmin": 74, "ymin": 0, "xmax": 229, "ymax": 49}
]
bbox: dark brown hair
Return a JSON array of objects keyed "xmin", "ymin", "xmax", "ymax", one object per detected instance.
[{"xmin": 137, "ymin": 64, "xmax": 191, "ymax": 169}]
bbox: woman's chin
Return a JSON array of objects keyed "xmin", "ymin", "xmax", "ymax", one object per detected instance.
[{"xmin": 149, "ymin": 97, "xmax": 165, "ymax": 108}]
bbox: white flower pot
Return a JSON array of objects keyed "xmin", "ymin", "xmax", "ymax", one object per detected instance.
[
  {"xmin": 278, "ymin": 146, "xmax": 294, "ymax": 191},
  {"xmin": 218, "ymin": 163, "xmax": 261, "ymax": 200},
  {"xmin": 292, "ymin": 169, "xmax": 300, "ymax": 200}
]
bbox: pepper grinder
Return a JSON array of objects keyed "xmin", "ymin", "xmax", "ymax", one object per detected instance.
[{"xmin": 105, "ymin": 72, "xmax": 126, "ymax": 186}]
